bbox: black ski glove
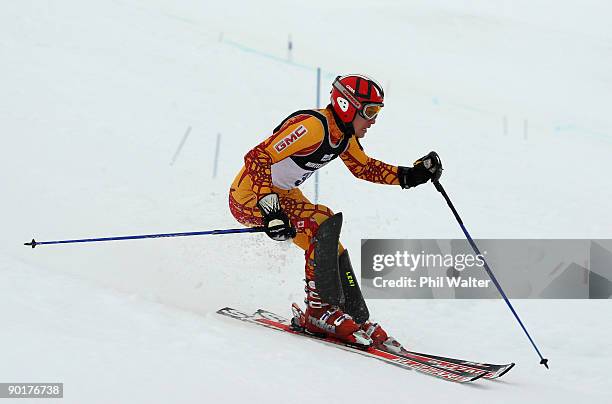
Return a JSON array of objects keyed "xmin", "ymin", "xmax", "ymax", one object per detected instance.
[
  {"xmin": 257, "ymin": 193, "xmax": 296, "ymax": 241},
  {"xmin": 398, "ymin": 151, "xmax": 443, "ymax": 189}
]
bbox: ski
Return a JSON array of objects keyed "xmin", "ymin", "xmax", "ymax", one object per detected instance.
[
  {"xmin": 398, "ymin": 349, "xmax": 514, "ymax": 379},
  {"xmin": 253, "ymin": 308, "xmax": 514, "ymax": 380},
  {"xmin": 217, "ymin": 307, "xmax": 487, "ymax": 383}
]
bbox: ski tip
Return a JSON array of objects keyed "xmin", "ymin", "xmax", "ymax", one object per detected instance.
[
  {"xmin": 469, "ymin": 371, "xmax": 488, "ymax": 382},
  {"xmin": 495, "ymin": 363, "xmax": 516, "ymax": 378},
  {"xmin": 540, "ymin": 358, "xmax": 549, "ymax": 369}
]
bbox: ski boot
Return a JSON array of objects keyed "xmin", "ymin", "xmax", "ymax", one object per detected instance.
[
  {"xmin": 361, "ymin": 321, "xmax": 405, "ymax": 354},
  {"xmin": 291, "ymin": 303, "xmax": 372, "ymax": 347}
]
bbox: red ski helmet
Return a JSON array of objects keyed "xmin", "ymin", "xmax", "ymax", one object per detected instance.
[{"xmin": 330, "ymin": 74, "xmax": 384, "ymax": 123}]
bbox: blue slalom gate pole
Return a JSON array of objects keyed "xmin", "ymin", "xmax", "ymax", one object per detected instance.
[
  {"xmin": 314, "ymin": 66, "xmax": 321, "ymax": 204},
  {"xmin": 433, "ymin": 180, "xmax": 549, "ymax": 369},
  {"xmin": 25, "ymin": 226, "xmax": 265, "ymax": 249},
  {"xmin": 213, "ymin": 132, "xmax": 221, "ymax": 178}
]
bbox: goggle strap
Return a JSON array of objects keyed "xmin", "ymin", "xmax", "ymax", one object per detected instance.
[{"xmin": 333, "ymin": 77, "xmax": 362, "ymax": 109}]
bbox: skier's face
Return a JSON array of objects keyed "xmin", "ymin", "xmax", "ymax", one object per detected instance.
[{"xmin": 353, "ymin": 113, "xmax": 377, "ymax": 138}]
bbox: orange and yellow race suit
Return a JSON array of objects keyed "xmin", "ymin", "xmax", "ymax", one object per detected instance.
[{"xmin": 229, "ymin": 105, "xmax": 400, "ymax": 282}]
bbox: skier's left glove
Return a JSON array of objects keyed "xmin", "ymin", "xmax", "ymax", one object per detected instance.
[
  {"xmin": 398, "ymin": 151, "xmax": 443, "ymax": 189},
  {"xmin": 257, "ymin": 193, "xmax": 296, "ymax": 241}
]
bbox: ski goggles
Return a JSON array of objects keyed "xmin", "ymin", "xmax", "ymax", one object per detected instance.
[{"xmin": 359, "ymin": 103, "xmax": 383, "ymax": 120}]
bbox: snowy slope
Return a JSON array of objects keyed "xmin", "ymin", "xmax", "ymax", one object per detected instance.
[
  {"xmin": 1, "ymin": 0, "xmax": 611, "ymax": 403},
  {"xmin": 2, "ymin": 255, "xmax": 610, "ymax": 403}
]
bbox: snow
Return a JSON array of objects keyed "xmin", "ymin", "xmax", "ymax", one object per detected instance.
[{"xmin": 1, "ymin": 0, "xmax": 611, "ymax": 402}]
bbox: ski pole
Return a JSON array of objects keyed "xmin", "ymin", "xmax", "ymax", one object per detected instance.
[
  {"xmin": 24, "ymin": 226, "xmax": 266, "ymax": 249},
  {"xmin": 432, "ymin": 180, "xmax": 549, "ymax": 369}
]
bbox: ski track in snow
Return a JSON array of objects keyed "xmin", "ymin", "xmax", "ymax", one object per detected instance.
[{"xmin": 1, "ymin": 0, "xmax": 611, "ymax": 402}]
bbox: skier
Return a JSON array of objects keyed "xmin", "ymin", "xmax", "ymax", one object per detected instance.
[{"xmin": 229, "ymin": 74, "xmax": 442, "ymax": 348}]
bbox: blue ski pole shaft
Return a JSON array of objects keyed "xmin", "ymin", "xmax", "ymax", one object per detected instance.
[
  {"xmin": 433, "ymin": 180, "xmax": 549, "ymax": 369},
  {"xmin": 24, "ymin": 227, "xmax": 266, "ymax": 249}
]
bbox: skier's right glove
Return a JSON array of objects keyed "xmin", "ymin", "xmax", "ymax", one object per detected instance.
[
  {"xmin": 398, "ymin": 151, "xmax": 443, "ymax": 189},
  {"xmin": 257, "ymin": 193, "xmax": 296, "ymax": 241}
]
